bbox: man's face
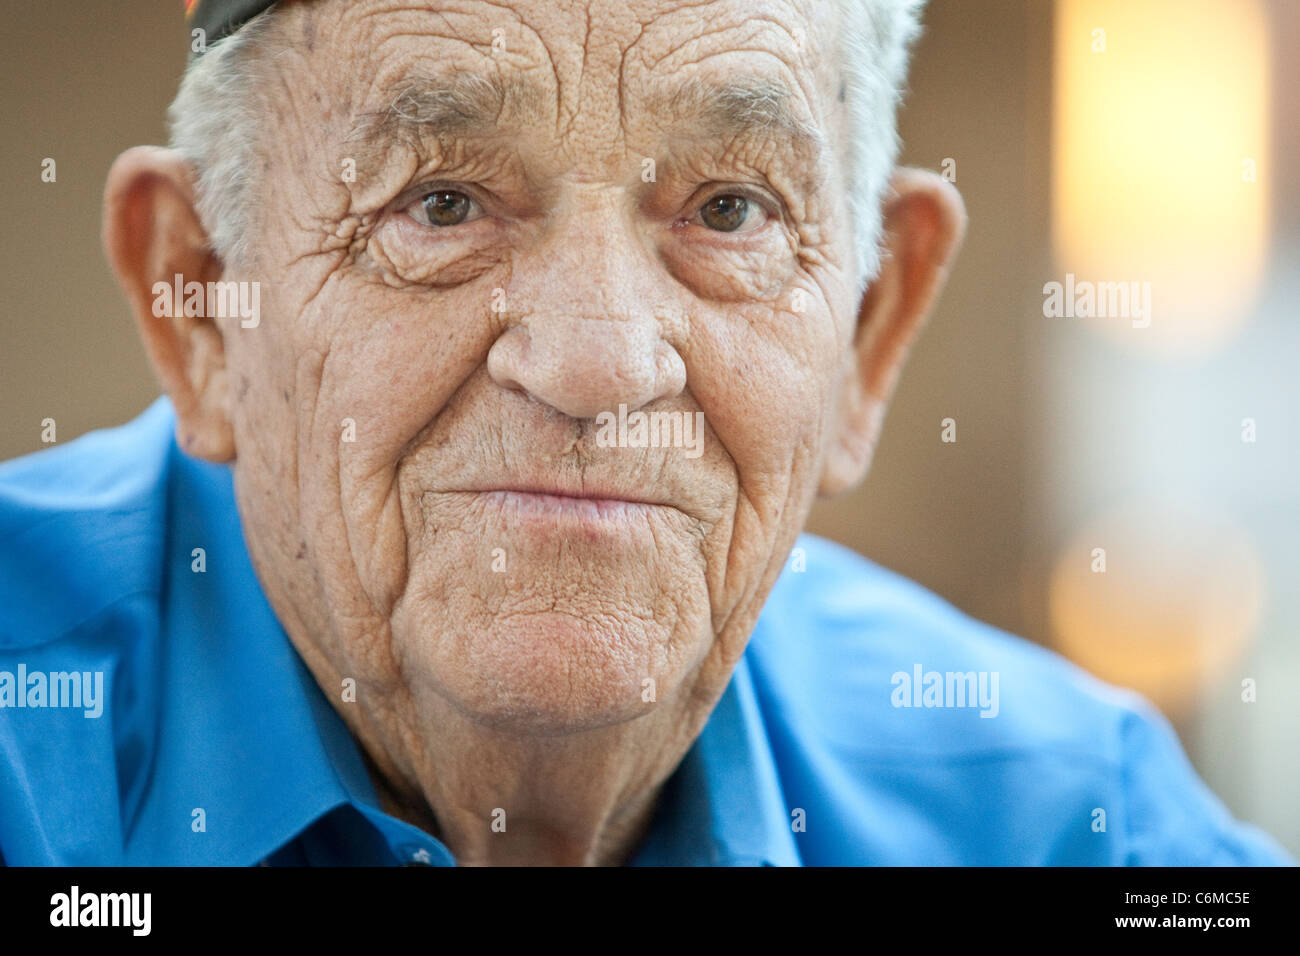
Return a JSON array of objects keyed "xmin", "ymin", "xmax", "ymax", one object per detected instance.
[{"xmin": 224, "ymin": 0, "xmax": 861, "ymax": 736}]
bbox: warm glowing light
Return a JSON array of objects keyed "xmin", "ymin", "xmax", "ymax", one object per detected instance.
[
  {"xmin": 1052, "ymin": 0, "xmax": 1270, "ymax": 356},
  {"xmin": 1048, "ymin": 501, "xmax": 1264, "ymax": 717}
]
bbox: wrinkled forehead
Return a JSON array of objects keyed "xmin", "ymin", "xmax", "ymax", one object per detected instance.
[{"xmin": 275, "ymin": 0, "xmax": 844, "ymax": 151}]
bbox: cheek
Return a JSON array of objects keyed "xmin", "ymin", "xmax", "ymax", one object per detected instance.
[
  {"xmin": 687, "ymin": 292, "xmax": 841, "ymax": 488},
  {"xmin": 302, "ymin": 279, "xmax": 494, "ymax": 469},
  {"xmin": 281, "ymin": 279, "xmax": 496, "ymax": 599},
  {"xmin": 682, "ymin": 295, "xmax": 842, "ymax": 629}
]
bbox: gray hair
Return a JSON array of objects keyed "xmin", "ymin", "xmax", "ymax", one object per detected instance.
[
  {"xmin": 168, "ymin": 1, "xmax": 923, "ymax": 293},
  {"xmin": 167, "ymin": 10, "xmax": 280, "ymax": 268},
  {"xmin": 838, "ymin": 0, "xmax": 925, "ymax": 292}
]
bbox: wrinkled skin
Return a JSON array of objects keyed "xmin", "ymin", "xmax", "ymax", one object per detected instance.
[{"xmin": 104, "ymin": 0, "xmax": 963, "ymax": 864}]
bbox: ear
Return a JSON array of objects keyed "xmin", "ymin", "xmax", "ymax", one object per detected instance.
[
  {"xmin": 819, "ymin": 167, "xmax": 966, "ymax": 496},
  {"xmin": 102, "ymin": 146, "xmax": 236, "ymax": 463}
]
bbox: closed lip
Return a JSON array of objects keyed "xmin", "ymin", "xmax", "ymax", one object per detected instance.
[
  {"xmin": 472, "ymin": 487, "xmax": 669, "ymax": 509},
  {"xmin": 438, "ymin": 485, "xmax": 696, "ymax": 525}
]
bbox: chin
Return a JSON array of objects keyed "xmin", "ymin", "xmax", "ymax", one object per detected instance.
[{"xmin": 400, "ymin": 610, "xmax": 684, "ymax": 737}]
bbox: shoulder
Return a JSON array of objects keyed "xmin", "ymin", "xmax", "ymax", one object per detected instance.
[
  {"xmin": 751, "ymin": 534, "xmax": 1130, "ymax": 749},
  {"xmin": 0, "ymin": 398, "xmax": 177, "ymax": 649},
  {"xmin": 0, "ymin": 399, "xmax": 261, "ymax": 864},
  {"xmin": 747, "ymin": 534, "xmax": 1293, "ymax": 865}
]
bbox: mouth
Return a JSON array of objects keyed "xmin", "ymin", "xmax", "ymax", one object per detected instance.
[{"xmin": 476, "ymin": 488, "xmax": 669, "ymax": 520}]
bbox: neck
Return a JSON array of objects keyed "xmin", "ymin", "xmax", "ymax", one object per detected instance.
[{"xmin": 348, "ymin": 686, "xmax": 712, "ymax": 866}]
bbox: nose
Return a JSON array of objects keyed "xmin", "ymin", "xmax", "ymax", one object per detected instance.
[
  {"xmin": 487, "ymin": 221, "xmax": 686, "ymax": 420},
  {"xmin": 488, "ymin": 316, "xmax": 685, "ymax": 420}
]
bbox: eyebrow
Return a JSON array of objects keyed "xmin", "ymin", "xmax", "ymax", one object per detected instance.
[
  {"xmin": 346, "ymin": 72, "xmax": 544, "ymax": 160},
  {"xmin": 652, "ymin": 76, "xmax": 827, "ymax": 154},
  {"xmin": 345, "ymin": 72, "xmax": 827, "ymax": 173}
]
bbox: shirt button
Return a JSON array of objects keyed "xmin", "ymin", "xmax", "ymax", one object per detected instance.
[{"xmin": 402, "ymin": 846, "xmax": 434, "ymax": 866}]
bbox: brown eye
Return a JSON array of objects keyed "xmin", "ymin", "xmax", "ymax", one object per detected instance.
[
  {"xmin": 420, "ymin": 190, "xmax": 473, "ymax": 226},
  {"xmin": 699, "ymin": 194, "xmax": 750, "ymax": 232}
]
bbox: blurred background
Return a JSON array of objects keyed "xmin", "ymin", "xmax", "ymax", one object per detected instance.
[{"xmin": 1, "ymin": 1, "xmax": 1296, "ymax": 853}]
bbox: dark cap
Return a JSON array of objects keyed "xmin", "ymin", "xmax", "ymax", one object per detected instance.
[{"xmin": 185, "ymin": 0, "xmax": 283, "ymax": 50}]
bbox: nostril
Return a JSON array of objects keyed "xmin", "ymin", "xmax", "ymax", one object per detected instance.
[
  {"xmin": 486, "ymin": 325, "xmax": 530, "ymax": 395},
  {"xmin": 654, "ymin": 342, "xmax": 687, "ymax": 399}
]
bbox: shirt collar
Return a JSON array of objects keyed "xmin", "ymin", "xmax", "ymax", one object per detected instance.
[
  {"xmin": 120, "ymin": 417, "xmax": 381, "ymax": 865},
  {"xmin": 630, "ymin": 652, "xmax": 802, "ymax": 867}
]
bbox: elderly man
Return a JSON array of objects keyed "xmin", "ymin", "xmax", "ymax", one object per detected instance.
[{"xmin": 0, "ymin": 0, "xmax": 1290, "ymax": 867}]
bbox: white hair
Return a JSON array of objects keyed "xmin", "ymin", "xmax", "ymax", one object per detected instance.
[
  {"xmin": 838, "ymin": 0, "xmax": 926, "ymax": 294},
  {"xmin": 167, "ymin": 9, "xmax": 279, "ymax": 268},
  {"xmin": 168, "ymin": 1, "xmax": 924, "ymax": 292}
]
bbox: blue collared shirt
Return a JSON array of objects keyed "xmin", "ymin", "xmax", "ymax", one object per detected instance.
[{"xmin": 0, "ymin": 398, "xmax": 1291, "ymax": 866}]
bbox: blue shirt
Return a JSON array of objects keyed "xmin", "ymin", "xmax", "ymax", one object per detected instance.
[{"xmin": 0, "ymin": 398, "xmax": 1291, "ymax": 866}]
